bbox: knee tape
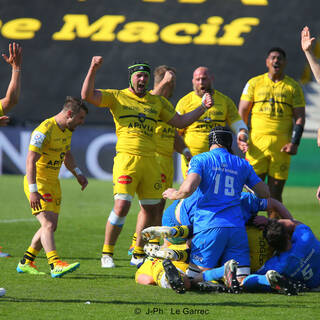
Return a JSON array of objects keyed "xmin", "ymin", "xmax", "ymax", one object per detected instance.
[
  {"xmin": 108, "ymin": 210, "xmax": 126, "ymax": 227},
  {"xmin": 114, "ymin": 193, "xmax": 133, "ymax": 201},
  {"xmin": 139, "ymin": 199, "xmax": 161, "ymax": 205}
]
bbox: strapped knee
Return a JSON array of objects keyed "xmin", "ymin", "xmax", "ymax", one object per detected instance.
[{"xmin": 108, "ymin": 210, "xmax": 126, "ymax": 227}]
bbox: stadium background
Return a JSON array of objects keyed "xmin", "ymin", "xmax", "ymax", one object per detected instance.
[{"xmin": 0, "ymin": 0, "xmax": 320, "ymax": 185}]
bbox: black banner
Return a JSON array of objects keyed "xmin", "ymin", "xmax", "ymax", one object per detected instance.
[{"xmin": 0, "ymin": 0, "xmax": 318, "ymax": 125}]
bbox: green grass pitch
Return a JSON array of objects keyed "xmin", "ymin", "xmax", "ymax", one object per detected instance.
[{"xmin": 0, "ymin": 174, "xmax": 320, "ymax": 319}]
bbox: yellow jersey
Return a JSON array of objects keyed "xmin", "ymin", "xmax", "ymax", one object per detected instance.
[
  {"xmin": 28, "ymin": 117, "xmax": 72, "ymax": 180},
  {"xmin": 0, "ymin": 101, "xmax": 3, "ymax": 116},
  {"xmin": 99, "ymin": 88, "xmax": 176, "ymax": 156},
  {"xmin": 246, "ymin": 225, "xmax": 274, "ymax": 273},
  {"xmin": 154, "ymin": 120, "xmax": 175, "ymax": 157},
  {"xmin": 240, "ymin": 73, "xmax": 305, "ymax": 135},
  {"xmin": 176, "ymin": 90, "xmax": 241, "ymax": 155}
]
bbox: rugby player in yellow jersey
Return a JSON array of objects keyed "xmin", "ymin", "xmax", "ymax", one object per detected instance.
[
  {"xmin": 17, "ymin": 97, "xmax": 88, "ymax": 278},
  {"xmin": 176, "ymin": 66, "xmax": 249, "ymax": 178},
  {"xmin": 128, "ymin": 65, "xmax": 192, "ymax": 254},
  {"xmin": 0, "ymin": 42, "xmax": 22, "ymax": 127},
  {"xmin": 239, "ymin": 47, "xmax": 306, "ymax": 202},
  {"xmin": 135, "ymin": 245, "xmax": 191, "ymax": 294},
  {"xmin": 81, "ymin": 57, "xmax": 213, "ymax": 268}
]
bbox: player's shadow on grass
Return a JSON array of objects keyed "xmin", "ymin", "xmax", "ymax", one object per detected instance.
[
  {"xmin": 67, "ymin": 274, "xmax": 134, "ymax": 280},
  {"xmin": 61, "ymin": 257, "xmax": 130, "ymax": 263},
  {"xmin": 1, "ymin": 297, "xmax": 310, "ymax": 309}
]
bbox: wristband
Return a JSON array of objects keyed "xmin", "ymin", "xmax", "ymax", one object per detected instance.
[
  {"xmin": 200, "ymin": 94, "xmax": 207, "ymax": 111},
  {"xmin": 291, "ymin": 124, "xmax": 304, "ymax": 145},
  {"xmin": 29, "ymin": 184, "xmax": 38, "ymax": 193},
  {"xmin": 182, "ymin": 147, "xmax": 190, "ymax": 156},
  {"xmin": 74, "ymin": 167, "xmax": 83, "ymax": 176},
  {"xmin": 13, "ymin": 69, "xmax": 21, "ymax": 72}
]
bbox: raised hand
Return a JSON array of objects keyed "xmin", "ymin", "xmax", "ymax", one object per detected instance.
[
  {"xmin": 301, "ymin": 26, "xmax": 315, "ymax": 52},
  {"xmin": 2, "ymin": 42, "xmax": 22, "ymax": 70},
  {"xmin": 90, "ymin": 56, "xmax": 103, "ymax": 70}
]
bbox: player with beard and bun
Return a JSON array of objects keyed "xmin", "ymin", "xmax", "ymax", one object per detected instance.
[
  {"xmin": 176, "ymin": 67, "xmax": 248, "ymax": 178},
  {"xmin": 238, "ymin": 47, "xmax": 305, "ymax": 203},
  {"xmin": 17, "ymin": 97, "xmax": 88, "ymax": 278},
  {"xmin": 81, "ymin": 57, "xmax": 214, "ymax": 268},
  {"xmin": 161, "ymin": 126, "xmax": 269, "ymax": 293}
]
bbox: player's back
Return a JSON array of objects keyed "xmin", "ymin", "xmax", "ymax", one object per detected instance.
[
  {"xmin": 189, "ymin": 147, "xmax": 261, "ymax": 232},
  {"xmin": 286, "ymin": 225, "xmax": 320, "ymax": 288},
  {"xmin": 258, "ymin": 224, "xmax": 320, "ymax": 288}
]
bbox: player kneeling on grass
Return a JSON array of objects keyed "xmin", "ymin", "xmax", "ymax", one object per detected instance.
[{"xmin": 17, "ymin": 97, "xmax": 88, "ymax": 278}]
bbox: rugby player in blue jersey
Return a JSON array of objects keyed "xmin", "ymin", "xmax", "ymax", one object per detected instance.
[
  {"xmin": 241, "ymin": 217, "xmax": 320, "ymax": 295},
  {"xmin": 161, "ymin": 126, "xmax": 270, "ymax": 292}
]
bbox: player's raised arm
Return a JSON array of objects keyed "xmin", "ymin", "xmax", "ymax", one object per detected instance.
[
  {"xmin": 81, "ymin": 56, "xmax": 103, "ymax": 106},
  {"xmin": 301, "ymin": 26, "xmax": 320, "ymax": 83},
  {"xmin": 1, "ymin": 42, "xmax": 22, "ymax": 114}
]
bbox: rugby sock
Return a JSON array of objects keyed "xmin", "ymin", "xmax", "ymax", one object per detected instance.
[
  {"xmin": 171, "ymin": 225, "xmax": 191, "ymax": 239},
  {"xmin": 149, "ymin": 238, "xmax": 160, "ymax": 246},
  {"xmin": 158, "ymin": 271, "xmax": 171, "ymax": 289},
  {"xmin": 46, "ymin": 250, "xmax": 60, "ymax": 269},
  {"xmin": 132, "ymin": 246, "xmax": 145, "ymax": 258},
  {"xmin": 171, "ymin": 249, "xmax": 190, "ymax": 262},
  {"xmin": 242, "ymin": 274, "xmax": 272, "ymax": 292},
  {"xmin": 102, "ymin": 244, "xmax": 114, "ymax": 257},
  {"xmin": 20, "ymin": 246, "xmax": 40, "ymax": 264},
  {"xmin": 203, "ymin": 265, "xmax": 225, "ymax": 282},
  {"xmin": 129, "ymin": 233, "xmax": 137, "ymax": 249}
]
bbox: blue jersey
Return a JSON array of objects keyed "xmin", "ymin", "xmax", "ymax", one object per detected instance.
[
  {"xmin": 257, "ymin": 224, "xmax": 320, "ymax": 288},
  {"xmin": 188, "ymin": 148, "xmax": 261, "ymax": 232},
  {"xmin": 178, "ymin": 191, "xmax": 267, "ymax": 228},
  {"xmin": 179, "ymin": 191, "xmax": 198, "ymax": 225},
  {"xmin": 240, "ymin": 192, "xmax": 268, "ymax": 223}
]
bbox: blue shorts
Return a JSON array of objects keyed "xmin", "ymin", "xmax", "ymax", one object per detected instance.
[{"xmin": 190, "ymin": 227, "xmax": 250, "ymax": 269}]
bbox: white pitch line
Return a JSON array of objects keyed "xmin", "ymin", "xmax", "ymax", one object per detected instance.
[{"xmin": 0, "ymin": 218, "xmax": 35, "ymax": 223}]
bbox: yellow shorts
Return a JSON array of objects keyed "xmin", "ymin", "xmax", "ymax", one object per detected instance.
[
  {"xmin": 23, "ymin": 176, "xmax": 61, "ymax": 215},
  {"xmin": 246, "ymin": 226, "xmax": 274, "ymax": 273},
  {"xmin": 156, "ymin": 153, "xmax": 174, "ymax": 190},
  {"xmin": 246, "ymin": 133, "xmax": 291, "ymax": 180},
  {"xmin": 113, "ymin": 153, "xmax": 164, "ymax": 199}
]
